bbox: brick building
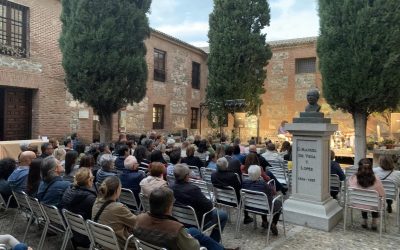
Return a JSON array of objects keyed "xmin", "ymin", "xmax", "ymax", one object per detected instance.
[{"xmin": 0, "ymin": 0, "xmax": 207, "ymax": 143}]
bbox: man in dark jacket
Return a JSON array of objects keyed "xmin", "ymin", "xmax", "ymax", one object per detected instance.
[
  {"xmin": 39, "ymin": 142, "xmax": 54, "ymax": 159},
  {"xmin": 211, "ymin": 157, "xmax": 253, "ymax": 224},
  {"xmin": 225, "ymin": 146, "xmax": 242, "ymax": 182},
  {"xmin": 330, "ymin": 150, "xmax": 345, "ymax": 199},
  {"xmin": 114, "ymin": 145, "xmax": 130, "ymax": 173},
  {"xmin": 181, "ymin": 145, "xmax": 204, "ymax": 169},
  {"xmin": 119, "ymin": 156, "xmax": 145, "ymax": 205},
  {"xmin": 172, "ymin": 164, "xmax": 227, "ymax": 243}
]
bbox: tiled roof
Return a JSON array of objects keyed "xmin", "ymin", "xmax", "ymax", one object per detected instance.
[
  {"xmin": 267, "ymin": 36, "xmax": 318, "ymax": 47},
  {"xmin": 150, "ymin": 28, "xmax": 208, "ymax": 56}
]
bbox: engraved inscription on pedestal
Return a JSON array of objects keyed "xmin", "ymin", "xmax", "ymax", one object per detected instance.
[{"xmin": 296, "ymin": 139, "xmax": 320, "ymax": 196}]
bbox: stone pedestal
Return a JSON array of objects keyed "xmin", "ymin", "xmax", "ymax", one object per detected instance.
[{"xmin": 283, "ymin": 122, "xmax": 343, "ymax": 231}]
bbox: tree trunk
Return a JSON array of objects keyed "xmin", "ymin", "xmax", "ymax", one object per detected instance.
[
  {"xmin": 99, "ymin": 113, "xmax": 113, "ymax": 143},
  {"xmin": 352, "ymin": 111, "xmax": 367, "ymax": 166}
]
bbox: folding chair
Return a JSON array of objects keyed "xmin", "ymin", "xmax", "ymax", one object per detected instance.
[
  {"xmin": 381, "ymin": 180, "xmax": 399, "ymax": 228},
  {"xmin": 119, "ymin": 188, "xmax": 140, "ymax": 214},
  {"xmin": 212, "ymin": 185, "xmax": 240, "ymax": 238},
  {"xmin": 200, "ymin": 167, "xmax": 215, "ymax": 184},
  {"xmin": 41, "ymin": 203, "xmax": 70, "ymax": 250},
  {"xmin": 139, "ymin": 193, "xmax": 150, "ymax": 212},
  {"xmin": 239, "ymin": 189, "xmax": 285, "ymax": 244},
  {"xmin": 189, "ymin": 179, "xmax": 212, "ymax": 200},
  {"xmin": 10, "ymin": 191, "xmax": 32, "ymax": 240},
  {"xmin": 87, "ymin": 220, "xmax": 121, "ymax": 250},
  {"xmin": 344, "ymin": 187, "xmax": 386, "ymax": 239},
  {"xmin": 26, "ymin": 196, "xmax": 48, "ymax": 250},
  {"xmin": 172, "ymin": 204, "xmax": 222, "ymax": 243},
  {"xmin": 166, "ymin": 175, "xmax": 176, "ymax": 187},
  {"xmin": 344, "ymin": 165, "xmax": 357, "ymax": 180},
  {"xmin": 0, "ymin": 244, "xmax": 6, "ymax": 250},
  {"xmin": 188, "ymin": 165, "xmax": 201, "ymax": 178},
  {"xmin": 330, "ymin": 174, "xmax": 344, "ymax": 205},
  {"xmin": 0, "ymin": 193, "xmax": 13, "ymax": 229},
  {"xmin": 267, "ymin": 160, "xmax": 289, "ymax": 188},
  {"xmin": 133, "ymin": 236, "xmax": 167, "ymax": 250},
  {"xmin": 62, "ymin": 209, "xmax": 93, "ymax": 250}
]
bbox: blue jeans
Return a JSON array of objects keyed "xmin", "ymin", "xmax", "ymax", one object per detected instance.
[
  {"xmin": 203, "ymin": 209, "xmax": 227, "ymax": 242},
  {"xmin": 187, "ymin": 227, "xmax": 224, "ymax": 250}
]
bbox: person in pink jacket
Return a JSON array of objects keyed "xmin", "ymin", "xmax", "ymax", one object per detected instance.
[{"xmin": 348, "ymin": 158, "xmax": 385, "ymax": 230}]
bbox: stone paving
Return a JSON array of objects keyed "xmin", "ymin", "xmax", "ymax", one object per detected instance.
[{"xmin": 1, "ymin": 205, "xmax": 399, "ymax": 250}]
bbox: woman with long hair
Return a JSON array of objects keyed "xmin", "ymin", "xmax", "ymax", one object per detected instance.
[
  {"xmin": 243, "ymin": 153, "xmax": 270, "ymax": 182},
  {"xmin": 92, "ymin": 176, "xmax": 136, "ymax": 249},
  {"xmin": 26, "ymin": 158, "xmax": 42, "ymax": 197},
  {"xmin": 348, "ymin": 158, "xmax": 385, "ymax": 230},
  {"xmin": 64, "ymin": 150, "xmax": 79, "ymax": 182}
]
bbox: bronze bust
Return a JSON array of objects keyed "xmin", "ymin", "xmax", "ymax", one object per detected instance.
[{"xmin": 305, "ymin": 89, "xmax": 321, "ymax": 112}]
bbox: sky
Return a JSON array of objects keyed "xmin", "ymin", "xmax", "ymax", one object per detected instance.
[{"xmin": 148, "ymin": 0, "xmax": 320, "ymax": 47}]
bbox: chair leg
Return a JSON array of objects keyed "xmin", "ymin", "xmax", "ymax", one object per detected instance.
[
  {"xmin": 350, "ymin": 208, "xmax": 353, "ymax": 225},
  {"xmin": 379, "ymin": 211, "xmax": 383, "ymax": 240},
  {"xmin": 60, "ymin": 230, "xmax": 70, "ymax": 250},
  {"xmin": 281, "ymin": 210, "xmax": 286, "ymax": 237},
  {"xmin": 22, "ymin": 214, "xmax": 33, "ymax": 242},
  {"xmin": 234, "ymin": 208, "xmax": 241, "ymax": 239},
  {"xmin": 266, "ymin": 214, "xmax": 272, "ymax": 245},
  {"xmin": 343, "ymin": 206, "xmax": 347, "ymax": 232},
  {"xmin": 253, "ymin": 214, "xmax": 257, "ymax": 229},
  {"xmin": 10, "ymin": 208, "xmax": 19, "ymax": 233},
  {"xmin": 38, "ymin": 222, "xmax": 48, "ymax": 250}
]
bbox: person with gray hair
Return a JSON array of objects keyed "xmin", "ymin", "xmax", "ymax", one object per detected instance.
[
  {"xmin": 242, "ymin": 165, "xmax": 282, "ymax": 235},
  {"xmin": 211, "ymin": 157, "xmax": 253, "ymax": 224},
  {"xmin": 172, "ymin": 164, "xmax": 228, "ymax": 243},
  {"xmin": 36, "ymin": 156, "xmax": 70, "ymax": 207},
  {"xmin": 96, "ymin": 157, "xmax": 117, "ymax": 185}
]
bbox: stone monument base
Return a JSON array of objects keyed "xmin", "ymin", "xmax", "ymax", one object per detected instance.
[{"xmin": 283, "ymin": 197, "xmax": 343, "ymax": 231}]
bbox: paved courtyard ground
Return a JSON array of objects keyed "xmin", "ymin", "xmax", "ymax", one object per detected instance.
[{"xmin": 1, "ymin": 203, "xmax": 399, "ymax": 250}]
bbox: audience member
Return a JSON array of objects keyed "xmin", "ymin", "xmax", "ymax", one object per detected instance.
[
  {"xmin": 115, "ymin": 145, "xmax": 130, "ymax": 173},
  {"xmin": 330, "ymin": 150, "xmax": 345, "ymax": 199},
  {"xmin": 96, "ymin": 156, "xmax": 117, "ymax": 185},
  {"xmin": 26, "ymin": 159, "xmax": 42, "ymax": 197},
  {"xmin": 64, "ymin": 139, "xmax": 73, "ymax": 152},
  {"xmin": 215, "ymin": 144, "xmax": 225, "ymax": 159},
  {"xmin": 97, "ymin": 143, "xmax": 112, "ymax": 166},
  {"xmin": 242, "ymin": 165, "xmax": 282, "ymax": 235},
  {"xmin": 233, "ymin": 138, "xmax": 245, "ymax": 154},
  {"xmin": 39, "ymin": 142, "xmax": 54, "ymax": 159},
  {"xmin": 373, "ymin": 155, "xmax": 400, "ymax": 213},
  {"xmin": 120, "ymin": 156, "xmax": 145, "ymax": 204},
  {"xmin": 225, "ymin": 146, "xmax": 242, "ymax": 182},
  {"xmin": 71, "ymin": 132, "xmax": 80, "ymax": 151},
  {"xmin": 279, "ymin": 141, "xmax": 291, "ymax": 157},
  {"xmin": 8, "ymin": 151, "xmax": 36, "ymax": 193},
  {"xmin": 180, "ymin": 141, "xmax": 189, "ymax": 158},
  {"xmin": 150, "ymin": 150, "xmax": 168, "ymax": 167},
  {"xmin": 167, "ymin": 149, "xmax": 182, "ymax": 176},
  {"xmin": 134, "ymin": 145, "xmax": 151, "ymax": 170},
  {"xmin": 60, "ymin": 168, "xmax": 96, "ymax": 248},
  {"xmin": 49, "ymin": 138, "xmax": 59, "ymax": 150},
  {"xmin": 143, "ymin": 139, "xmax": 155, "ymax": 160},
  {"xmin": 0, "ymin": 158, "xmax": 16, "ymax": 203},
  {"xmin": 172, "ymin": 164, "xmax": 227, "ymax": 243},
  {"xmin": 92, "ymin": 176, "xmax": 136, "ymax": 249},
  {"xmin": 140, "ymin": 162, "xmax": 168, "ymax": 197},
  {"xmin": 194, "ymin": 139, "xmax": 209, "ymax": 165},
  {"xmin": 0, "ymin": 234, "xmax": 31, "ymax": 250},
  {"xmin": 53, "ymin": 148, "xmax": 66, "ymax": 166},
  {"xmin": 157, "ymin": 143, "xmax": 171, "ymax": 163},
  {"xmin": 207, "ymin": 152, "xmax": 217, "ymax": 170},
  {"xmin": 138, "ymin": 134, "xmax": 147, "ymax": 146},
  {"xmin": 64, "ymin": 150, "xmax": 79, "ymax": 182},
  {"xmin": 79, "ymin": 154, "xmax": 96, "ymax": 169},
  {"xmin": 348, "ymin": 158, "xmax": 385, "ymax": 230},
  {"xmin": 37, "ymin": 156, "xmax": 70, "ymax": 207},
  {"xmin": 181, "ymin": 145, "xmax": 204, "ymax": 169},
  {"xmin": 233, "ymin": 145, "xmax": 245, "ymax": 165},
  {"xmin": 261, "ymin": 143, "xmax": 284, "ymax": 164}
]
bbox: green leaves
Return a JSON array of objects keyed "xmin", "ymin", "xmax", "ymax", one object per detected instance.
[
  {"xmin": 207, "ymin": 0, "xmax": 271, "ymax": 126},
  {"xmin": 60, "ymin": 0, "xmax": 150, "ymax": 117}
]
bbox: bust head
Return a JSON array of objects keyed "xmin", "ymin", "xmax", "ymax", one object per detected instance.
[{"xmin": 307, "ymin": 89, "xmax": 320, "ymax": 105}]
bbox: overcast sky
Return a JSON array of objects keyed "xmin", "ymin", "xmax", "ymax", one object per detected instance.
[{"xmin": 148, "ymin": 0, "xmax": 319, "ymax": 47}]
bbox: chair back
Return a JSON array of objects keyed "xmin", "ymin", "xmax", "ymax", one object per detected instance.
[
  {"xmin": 41, "ymin": 203, "xmax": 67, "ymax": 232},
  {"xmin": 139, "ymin": 193, "xmax": 150, "ymax": 212},
  {"xmin": 12, "ymin": 191, "xmax": 31, "ymax": 213},
  {"xmin": 189, "ymin": 179, "xmax": 212, "ymax": 200},
  {"xmin": 240, "ymin": 189, "xmax": 271, "ymax": 215},
  {"xmin": 188, "ymin": 165, "xmax": 201, "ymax": 178},
  {"xmin": 87, "ymin": 220, "xmax": 121, "ymax": 250},
  {"xmin": 267, "ymin": 160, "xmax": 288, "ymax": 185},
  {"xmin": 134, "ymin": 237, "xmax": 167, "ymax": 250},
  {"xmin": 200, "ymin": 167, "xmax": 215, "ymax": 183},
  {"xmin": 381, "ymin": 179, "xmax": 398, "ymax": 201},
  {"xmin": 166, "ymin": 175, "xmax": 175, "ymax": 186},
  {"xmin": 330, "ymin": 174, "xmax": 341, "ymax": 192},
  {"xmin": 26, "ymin": 196, "xmax": 46, "ymax": 222},
  {"xmin": 172, "ymin": 204, "xmax": 200, "ymax": 229},
  {"xmin": 0, "ymin": 244, "xmax": 6, "ymax": 250},
  {"xmin": 119, "ymin": 188, "xmax": 139, "ymax": 213},
  {"xmin": 0, "ymin": 193, "xmax": 12, "ymax": 210},
  {"xmin": 95, "ymin": 182, "xmax": 101, "ymax": 191},
  {"xmin": 62, "ymin": 209, "xmax": 91, "ymax": 238},
  {"xmin": 345, "ymin": 165, "xmax": 357, "ymax": 179},
  {"xmin": 346, "ymin": 188, "xmax": 383, "ymax": 211},
  {"xmin": 213, "ymin": 186, "xmax": 239, "ymax": 208}
]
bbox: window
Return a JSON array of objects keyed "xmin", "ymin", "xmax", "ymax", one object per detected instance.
[
  {"xmin": 295, "ymin": 57, "xmax": 316, "ymax": 74},
  {"xmin": 152, "ymin": 104, "xmax": 165, "ymax": 129},
  {"xmin": 0, "ymin": 1, "xmax": 29, "ymax": 57},
  {"xmin": 190, "ymin": 108, "xmax": 199, "ymax": 129},
  {"xmin": 191, "ymin": 62, "xmax": 201, "ymax": 89},
  {"xmin": 154, "ymin": 49, "xmax": 166, "ymax": 82}
]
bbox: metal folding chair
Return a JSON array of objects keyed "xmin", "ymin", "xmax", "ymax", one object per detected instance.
[
  {"xmin": 10, "ymin": 191, "xmax": 32, "ymax": 240},
  {"xmin": 381, "ymin": 180, "xmax": 399, "ymax": 228},
  {"xmin": 330, "ymin": 174, "xmax": 344, "ymax": 205},
  {"xmin": 267, "ymin": 159, "xmax": 289, "ymax": 188},
  {"xmin": 239, "ymin": 189, "xmax": 285, "ymax": 244},
  {"xmin": 87, "ymin": 219, "xmax": 121, "ymax": 250},
  {"xmin": 133, "ymin": 236, "xmax": 167, "ymax": 250},
  {"xmin": 200, "ymin": 167, "xmax": 215, "ymax": 184},
  {"xmin": 189, "ymin": 179, "xmax": 212, "ymax": 200},
  {"xmin": 344, "ymin": 187, "xmax": 386, "ymax": 239},
  {"xmin": 62, "ymin": 209, "xmax": 93, "ymax": 250},
  {"xmin": 119, "ymin": 188, "xmax": 140, "ymax": 214},
  {"xmin": 139, "ymin": 193, "xmax": 150, "ymax": 212},
  {"xmin": 188, "ymin": 165, "xmax": 201, "ymax": 178},
  {"xmin": 26, "ymin": 196, "xmax": 48, "ymax": 250},
  {"xmin": 41, "ymin": 203, "xmax": 70, "ymax": 250}
]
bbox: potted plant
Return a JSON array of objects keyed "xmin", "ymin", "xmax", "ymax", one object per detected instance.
[{"xmin": 382, "ymin": 138, "xmax": 395, "ymax": 149}]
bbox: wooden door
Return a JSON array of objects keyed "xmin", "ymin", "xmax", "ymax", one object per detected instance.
[{"xmin": 2, "ymin": 87, "xmax": 32, "ymax": 140}]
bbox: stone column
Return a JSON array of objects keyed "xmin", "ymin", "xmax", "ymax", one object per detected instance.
[{"xmin": 283, "ymin": 115, "xmax": 343, "ymax": 231}]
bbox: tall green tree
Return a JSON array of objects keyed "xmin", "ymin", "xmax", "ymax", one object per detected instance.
[
  {"xmin": 60, "ymin": 0, "xmax": 151, "ymax": 142},
  {"xmin": 207, "ymin": 0, "xmax": 272, "ymax": 126},
  {"xmin": 318, "ymin": 0, "xmax": 400, "ymax": 164}
]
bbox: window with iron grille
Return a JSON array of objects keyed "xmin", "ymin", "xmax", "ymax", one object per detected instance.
[
  {"xmin": 190, "ymin": 107, "xmax": 199, "ymax": 129},
  {"xmin": 295, "ymin": 57, "xmax": 316, "ymax": 74},
  {"xmin": 154, "ymin": 49, "xmax": 166, "ymax": 82},
  {"xmin": 153, "ymin": 104, "xmax": 165, "ymax": 129},
  {"xmin": 191, "ymin": 62, "xmax": 200, "ymax": 89},
  {"xmin": 0, "ymin": 1, "xmax": 29, "ymax": 57}
]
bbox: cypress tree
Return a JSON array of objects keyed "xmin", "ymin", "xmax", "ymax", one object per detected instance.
[
  {"xmin": 207, "ymin": 0, "xmax": 272, "ymax": 126},
  {"xmin": 318, "ymin": 0, "xmax": 400, "ymax": 163},
  {"xmin": 60, "ymin": 0, "xmax": 151, "ymax": 142}
]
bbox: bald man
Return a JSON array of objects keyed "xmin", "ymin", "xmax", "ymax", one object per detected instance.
[{"xmin": 8, "ymin": 151, "xmax": 36, "ymax": 192}]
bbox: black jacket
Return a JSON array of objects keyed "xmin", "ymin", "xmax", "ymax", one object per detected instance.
[
  {"xmin": 246, "ymin": 152, "xmax": 272, "ymax": 171},
  {"xmin": 225, "ymin": 155, "xmax": 242, "ymax": 182},
  {"xmin": 211, "ymin": 170, "xmax": 241, "ymax": 202},
  {"xmin": 172, "ymin": 181, "xmax": 213, "ymax": 224},
  {"xmin": 182, "ymin": 156, "xmax": 204, "ymax": 169},
  {"xmin": 60, "ymin": 185, "xmax": 97, "ymax": 220}
]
